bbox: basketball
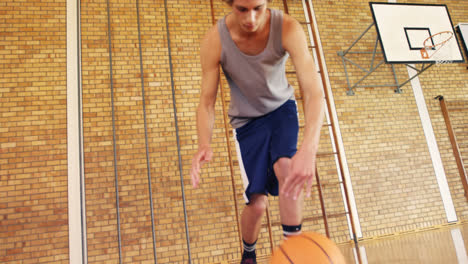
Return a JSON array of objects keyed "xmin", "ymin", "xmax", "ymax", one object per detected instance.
[{"xmin": 270, "ymin": 232, "xmax": 346, "ymax": 264}]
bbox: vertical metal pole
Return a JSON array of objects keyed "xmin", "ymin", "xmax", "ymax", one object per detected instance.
[
  {"xmin": 135, "ymin": 0, "xmax": 158, "ymax": 262},
  {"xmin": 162, "ymin": 0, "xmax": 192, "ymax": 262},
  {"xmin": 105, "ymin": 0, "xmax": 123, "ymax": 262}
]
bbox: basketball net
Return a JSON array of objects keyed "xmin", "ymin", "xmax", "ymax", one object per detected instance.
[{"xmin": 420, "ymin": 31, "xmax": 454, "ymax": 65}]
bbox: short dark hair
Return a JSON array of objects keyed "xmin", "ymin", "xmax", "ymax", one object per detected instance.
[{"xmin": 223, "ymin": 0, "xmax": 272, "ymax": 6}]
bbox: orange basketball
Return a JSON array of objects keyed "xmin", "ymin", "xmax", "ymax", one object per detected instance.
[{"xmin": 270, "ymin": 232, "xmax": 346, "ymax": 264}]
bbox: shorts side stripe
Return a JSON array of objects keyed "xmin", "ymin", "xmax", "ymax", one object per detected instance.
[{"xmin": 233, "ymin": 129, "xmax": 250, "ymax": 203}]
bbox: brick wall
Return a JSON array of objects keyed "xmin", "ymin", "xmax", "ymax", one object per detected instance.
[
  {"xmin": 313, "ymin": 0, "xmax": 468, "ymax": 239},
  {"xmin": 80, "ymin": 0, "xmax": 345, "ymax": 262},
  {"xmin": 415, "ymin": 0, "xmax": 468, "ymax": 223},
  {"xmin": 0, "ymin": 0, "xmax": 69, "ymax": 263},
  {"xmin": 2, "ymin": 0, "xmax": 468, "ymax": 263}
]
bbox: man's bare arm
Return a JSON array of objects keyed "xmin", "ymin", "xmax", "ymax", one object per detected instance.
[
  {"xmin": 281, "ymin": 14, "xmax": 325, "ymax": 198},
  {"xmin": 191, "ymin": 25, "xmax": 222, "ymax": 188}
]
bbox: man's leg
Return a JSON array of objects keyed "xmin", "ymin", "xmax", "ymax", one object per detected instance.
[
  {"xmin": 274, "ymin": 157, "xmax": 304, "ymax": 236},
  {"xmin": 241, "ymin": 194, "xmax": 268, "ymax": 243},
  {"xmin": 240, "ymin": 194, "xmax": 267, "ymax": 263}
]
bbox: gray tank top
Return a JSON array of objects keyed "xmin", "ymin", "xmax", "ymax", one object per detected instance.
[{"xmin": 217, "ymin": 9, "xmax": 295, "ymax": 128}]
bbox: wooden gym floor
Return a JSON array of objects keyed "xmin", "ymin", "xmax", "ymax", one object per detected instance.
[
  {"xmin": 218, "ymin": 222, "xmax": 468, "ymax": 264},
  {"xmin": 338, "ymin": 222, "xmax": 468, "ymax": 264}
]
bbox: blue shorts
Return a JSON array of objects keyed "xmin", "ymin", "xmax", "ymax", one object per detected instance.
[{"xmin": 234, "ymin": 100, "xmax": 299, "ymax": 204}]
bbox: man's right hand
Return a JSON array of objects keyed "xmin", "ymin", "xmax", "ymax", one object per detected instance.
[{"xmin": 190, "ymin": 146, "xmax": 213, "ymax": 188}]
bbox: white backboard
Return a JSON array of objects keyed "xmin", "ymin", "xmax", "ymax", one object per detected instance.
[
  {"xmin": 370, "ymin": 2, "xmax": 464, "ymax": 64},
  {"xmin": 457, "ymin": 23, "xmax": 468, "ymax": 58}
]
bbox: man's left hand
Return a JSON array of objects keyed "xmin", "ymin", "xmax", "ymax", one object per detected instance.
[{"xmin": 281, "ymin": 148, "xmax": 316, "ymax": 200}]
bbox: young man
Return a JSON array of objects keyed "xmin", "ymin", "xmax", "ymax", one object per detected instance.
[{"xmin": 190, "ymin": 0, "xmax": 324, "ymax": 263}]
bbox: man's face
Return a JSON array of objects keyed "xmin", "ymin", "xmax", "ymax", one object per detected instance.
[{"xmin": 231, "ymin": 0, "xmax": 268, "ymax": 33}]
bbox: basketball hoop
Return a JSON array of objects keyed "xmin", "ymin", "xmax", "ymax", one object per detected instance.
[{"xmin": 420, "ymin": 31, "xmax": 454, "ymax": 64}]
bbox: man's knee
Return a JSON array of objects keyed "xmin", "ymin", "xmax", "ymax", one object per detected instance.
[
  {"xmin": 274, "ymin": 157, "xmax": 291, "ymax": 184},
  {"xmin": 246, "ymin": 195, "xmax": 268, "ymax": 218}
]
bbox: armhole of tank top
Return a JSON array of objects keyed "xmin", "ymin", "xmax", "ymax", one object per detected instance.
[
  {"xmin": 272, "ymin": 9, "xmax": 286, "ymax": 57},
  {"xmin": 217, "ymin": 19, "xmax": 226, "ymax": 66}
]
